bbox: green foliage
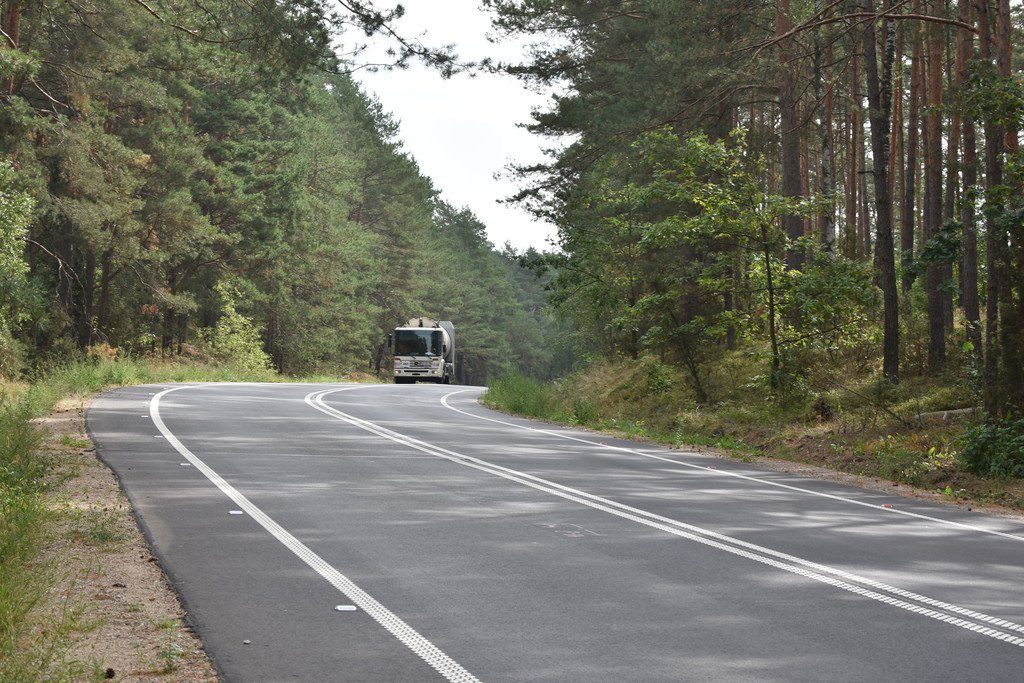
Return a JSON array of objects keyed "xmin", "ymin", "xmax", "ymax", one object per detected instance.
[
  {"xmin": 0, "ymin": 486, "xmax": 52, "ymax": 679},
  {"xmin": 641, "ymin": 357, "xmax": 673, "ymax": 395},
  {"xmin": 571, "ymin": 397, "xmax": 599, "ymax": 424},
  {"xmin": 0, "ymin": 399, "xmax": 49, "ymax": 493},
  {"xmin": 0, "ymin": 0, "xmax": 548, "ymax": 382},
  {"xmin": 483, "ymin": 374, "xmax": 555, "ymax": 418},
  {"xmin": 59, "ymin": 435, "xmax": 92, "ymax": 450},
  {"xmin": 0, "ymin": 162, "xmax": 33, "ymax": 377},
  {"xmin": 157, "ymin": 638, "xmax": 186, "ymax": 674},
  {"xmin": 909, "ymin": 221, "xmax": 961, "ymax": 286},
  {"xmin": 779, "ymin": 259, "xmax": 878, "ymax": 354},
  {"xmin": 960, "ymin": 419, "xmax": 1024, "ymax": 480},
  {"xmin": 963, "ymin": 61, "xmax": 1024, "ymax": 129},
  {"xmin": 0, "ymin": 393, "xmax": 52, "ymax": 677},
  {"xmin": 200, "ymin": 283, "xmax": 272, "ymax": 372},
  {"xmin": 69, "ymin": 508, "xmax": 127, "ymax": 546}
]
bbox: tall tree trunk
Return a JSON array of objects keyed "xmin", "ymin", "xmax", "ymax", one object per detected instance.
[
  {"xmin": 177, "ymin": 314, "xmax": 188, "ymax": 355},
  {"xmin": 56, "ymin": 216, "xmax": 76, "ymax": 338},
  {"xmin": 996, "ymin": 0, "xmax": 1018, "ymax": 155},
  {"xmin": 81, "ymin": 243, "xmax": 96, "ymax": 350},
  {"xmin": 978, "ymin": 0, "xmax": 1005, "ymax": 412},
  {"xmin": 777, "ymin": 0, "xmax": 805, "ymax": 270},
  {"xmin": 995, "ymin": 0, "xmax": 1022, "ymax": 410},
  {"xmin": 846, "ymin": 84, "xmax": 860, "ymax": 259},
  {"xmin": 816, "ymin": 12, "xmax": 837, "ymax": 255},
  {"xmin": 3, "ymin": 0, "xmax": 23, "ymax": 95},
  {"xmin": 859, "ymin": 139, "xmax": 871, "ymax": 258},
  {"xmin": 162, "ymin": 308, "xmax": 176, "ymax": 356},
  {"xmin": 97, "ymin": 246, "xmax": 115, "ymax": 341},
  {"xmin": 860, "ymin": 0, "xmax": 899, "ymax": 382},
  {"xmin": 902, "ymin": 25, "xmax": 922, "ymax": 295},
  {"xmin": 923, "ymin": 1, "xmax": 946, "ymax": 373},
  {"xmin": 957, "ymin": 0, "xmax": 982, "ymax": 358},
  {"xmin": 762, "ymin": 223, "xmax": 781, "ymax": 390},
  {"xmin": 942, "ymin": 30, "xmax": 957, "ymax": 334}
]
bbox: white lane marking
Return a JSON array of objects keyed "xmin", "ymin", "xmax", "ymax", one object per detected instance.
[
  {"xmin": 308, "ymin": 387, "xmax": 1024, "ymax": 648},
  {"xmin": 150, "ymin": 386, "xmax": 479, "ymax": 683},
  {"xmin": 440, "ymin": 390, "xmax": 1024, "ymax": 544}
]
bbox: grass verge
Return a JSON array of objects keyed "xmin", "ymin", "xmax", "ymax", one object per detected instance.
[{"xmin": 483, "ymin": 359, "xmax": 1024, "ymax": 512}]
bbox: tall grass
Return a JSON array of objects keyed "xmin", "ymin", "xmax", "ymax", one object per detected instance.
[
  {"xmin": 483, "ymin": 374, "xmax": 556, "ymax": 419},
  {"xmin": 0, "ymin": 386, "xmax": 55, "ymax": 678}
]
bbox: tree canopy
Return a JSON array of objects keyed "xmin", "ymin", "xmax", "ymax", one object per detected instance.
[{"xmin": 0, "ymin": 0, "xmax": 556, "ymax": 381}]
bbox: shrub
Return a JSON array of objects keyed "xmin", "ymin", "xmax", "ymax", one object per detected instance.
[
  {"xmin": 199, "ymin": 283, "xmax": 272, "ymax": 372},
  {"xmin": 484, "ymin": 374, "xmax": 553, "ymax": 418},
  {"xmin": 641, "ymin": 357, "xmax": 673, "ymax": 395},
  {"xmin": 572, "ymin": 397, "xmax": 598, "ymax": 424},
  {"xmin": 960, "ymin": 419, "xmax": 1024, "ymax": 479}
]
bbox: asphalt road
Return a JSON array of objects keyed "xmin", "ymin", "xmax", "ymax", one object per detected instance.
[{"xmin": 88, "ymin": 382, "xmax": 1024, "ymax": 681}]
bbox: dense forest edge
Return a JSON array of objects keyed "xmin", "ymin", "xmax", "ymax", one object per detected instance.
[
  {"xmin": 3, "ymin": 0, "xmax": 1024, "ymax": 677},
  {"xmin": 476, "ymin": 0, "xmax": 1024, "ymax": 502}
]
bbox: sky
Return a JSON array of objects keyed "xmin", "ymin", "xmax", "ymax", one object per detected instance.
[{"xmin": 348, "ymin": 0, "xmax": 559, "ymax": 252}]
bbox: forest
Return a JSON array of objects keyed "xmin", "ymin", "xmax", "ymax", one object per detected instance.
[
  {"xmin": 475, "ymin": 0, "xmax": 1024, "ymax": 476},
  {"xmin": 0, "ymin": 0, "xmax": 560, "ymax": 386},
  {"xmin": 2, "ymin": 0, "xmax": 1024, "ymax": 464}
]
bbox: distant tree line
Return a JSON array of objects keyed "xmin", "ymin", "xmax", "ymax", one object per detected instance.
[
  {"xmin": 488, "ymin": 0, "xmax": 1024, "ymax": 416},
  {"xmin": 0, "ymin": 0, "xmax": 560, "ymax": 382}
]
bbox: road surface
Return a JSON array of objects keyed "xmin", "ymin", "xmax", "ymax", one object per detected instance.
[{"xmin": 88, "ymin": 382, "xmax": 1024, "ymax": 681}]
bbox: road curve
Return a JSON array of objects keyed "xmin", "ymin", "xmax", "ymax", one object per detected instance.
[{"xmin": 88, "ymin": 382, "xmax": 1024, "ymax": 681}]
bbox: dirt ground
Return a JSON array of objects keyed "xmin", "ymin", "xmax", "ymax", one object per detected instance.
[{"xmin": 37, "ymin": 396, "xmax": 216, "ymax": 681}]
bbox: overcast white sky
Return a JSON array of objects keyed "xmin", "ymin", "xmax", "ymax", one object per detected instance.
[{"xmin": 348, "ymin": 0, "xmax": 558, "ymax": 252}]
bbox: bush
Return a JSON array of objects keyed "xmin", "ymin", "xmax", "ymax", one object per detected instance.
[
  {"xmin": 198, "ymin": 283, "xmax": 272, "ymax": 372},
  {"xmin": 960, "ymin": 419, "xmax": 1024, "ymax": 479},
  {"xmin": 571, "ymin": 397, "xmax": 598, "ymax": 424}
]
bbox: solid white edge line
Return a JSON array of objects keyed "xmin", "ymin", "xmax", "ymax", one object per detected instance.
[
  {"xmin": 309, "ymin": 387, "xmax": 1024, "ymax": 648},
  {"xmin": 439, "ymin": 390, "xmax": 1024, "ymax": 544},
  {"xmin": 150, "ymin": 385, "xmax": 480, "ymax": 683}
]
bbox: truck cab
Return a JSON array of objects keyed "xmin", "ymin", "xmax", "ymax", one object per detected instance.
[{"xmin": 390, "ymin": 317, "xmax": 455, "ymax": 384}]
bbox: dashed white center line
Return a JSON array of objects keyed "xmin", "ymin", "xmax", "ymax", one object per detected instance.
[{"xmin": 150, "ymin": 385, "xmax": 479, "ymax": 683}]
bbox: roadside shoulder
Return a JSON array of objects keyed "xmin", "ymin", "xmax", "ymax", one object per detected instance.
[{"xmin": 40, "ymin": 394, "xmax": 217, "ymax": 681}]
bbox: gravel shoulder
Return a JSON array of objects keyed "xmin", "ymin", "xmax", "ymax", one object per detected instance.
[{"xmin": 36, "ymin": 395, "xmax": 216, "ymax": 681}]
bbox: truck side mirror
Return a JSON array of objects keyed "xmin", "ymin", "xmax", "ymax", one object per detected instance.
[{"xmin": 387, "ymin": 334, "xmax": 392, "ymax": 351}]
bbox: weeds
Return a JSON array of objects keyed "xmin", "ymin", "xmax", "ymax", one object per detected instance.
[
  {"xmin": 153, "ymin": 618, "xmax": 185, "ymax": 673},
  {"xmin": 154, "ymin": 618, "xmax": 179, "ymax": 631},
  {"xmin": 68, "ymin": 508, "xmax": 127, "ymax": 547},
  {"xmin": 960, "ymin": 418, "xmax": 1024, "ymax": 479},
  {"xmin": 157, "ymin": 638, "xmax": 185, "ymax": 673},
  {"xmin": 483, "ymin": 374, "xmax": 553, "ymax": 418},
  {"xmin": 59, "ymin": 435, "xmax": 92, "ymax": 450}
]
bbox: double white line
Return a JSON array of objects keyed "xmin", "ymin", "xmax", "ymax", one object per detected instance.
[{"xmin": 307, "ymin": 387, "xmax": 1024, "ymax": 649}]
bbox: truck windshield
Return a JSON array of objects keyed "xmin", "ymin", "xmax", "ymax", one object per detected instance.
[{"xmin": 394, "ymin": 329, "xmax": 443, "ymax": 356}]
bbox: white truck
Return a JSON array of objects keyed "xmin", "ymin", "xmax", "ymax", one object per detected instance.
[{"xmin": 390, "ymin": 317, "xmax": 455, "ymax": 384}]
